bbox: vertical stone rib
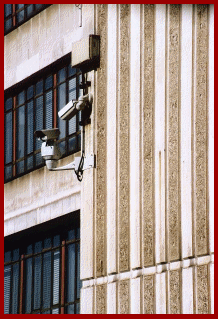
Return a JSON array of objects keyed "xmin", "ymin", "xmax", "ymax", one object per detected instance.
[
  {"xmin": 166, "ymin": 4, "xmax": 181, "ymax": 261},
  {"xmin": 197, "ymin": 265, "xmax": 209, "ymax": 314},
  {"xmin": 169, "ymin": 270, "xmax": 181, "ymax": 314},
  {"xmin": 142, "ymin": 4, "xmax": 155, "ymax": 267},
  {"xmin": 96, "ymin": 284, "xmax": 107, "ymax": 314},
  {"xmin": 96, "ymin": 4, "xmax": 108, "ymax": 277},
  {"xmin": 118, "ymin": 4, "xmax": 130, "ymax": 272},
  {"xmin": 118, "ymin": 280, "xmax": 130, "ymax": 314},
  {"xmin": 143, "ymin": 275, "xmax": 155, "ymax": 314},
  {"xmin": 194, "ymin": 4, "xmax": 208, "ymax": 256}
]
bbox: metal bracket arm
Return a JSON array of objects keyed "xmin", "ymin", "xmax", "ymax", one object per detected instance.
[{"xmin": 49, "ymin": 154, "xmax": 96, "ymax": 171}]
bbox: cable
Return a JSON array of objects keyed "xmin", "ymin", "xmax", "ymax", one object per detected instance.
[{"xmin": 75, "ymin": 151, "xmax": 85, "ymax": 182}]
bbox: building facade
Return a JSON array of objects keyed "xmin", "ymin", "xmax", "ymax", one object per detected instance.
[{"xmin": 4, "ymin": 4, "xmax": 214, "ymax": 314}]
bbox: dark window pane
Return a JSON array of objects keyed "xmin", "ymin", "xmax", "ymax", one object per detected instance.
[
  {"xmin": 4, "ymin": 251, "xmax": 11, "ymax": 263},
  {"xmin": 34, "ymin": 256, "xmax": 42, "ymax": 310},
  {"xmin": 68, "ymin": 78, "xmax": 77, "ymax": 135},
  {"xmin": 68, "ymin": 229, "xmax": 76, "ymax": 241},
  {"xmin": 34, "ymin": 241, "xmax": 42, "ymax": 254},
  {"xmin": 58, "ymin": 83, "xmax": 66, "ymax": 139},
  {"xmin": 67, "ymin": 304, "xmax": 75, "ymax": 314},
  {"xmin": 58, "ymin": 68, "xmax": 66, "ymax": 84},
  {"xmin": 27, "ymin": 86, "xmax": 34, "ymax": 100},
  {"xmin": 35, "ymin": 4, "xmax": 43, "ymax": 10},
  {"xmin": 5, "ymin": 97, "xmax": 12, "ymax": 111},
  {"xmin": 11, "ymin": 263, "xmax": 19, "ymax": 314},
  {"xmin": 45, "ymin": 75, "xmax": 53, "ymax": 90},
  {"xmin": 36, "ymin": 80, "xmax": 43, "ymax": 96},
  {"xmin": 18, "ymin": 91, "xmax": 25, "ymax": 106},
  {"xmin": 43, "ymin": 251, "xmax": 52, "ymax": 309},
  {"xmin": 16, "ymin": 106, "xmax": 25, "ymax": 159},
  {"xmin": 77, "ymin": 242, "xmax": 81, "ymax": 299},
  {"xmin": 53, "ymin": 250, "xmax": 60, "ymax": 305},
  {"xmin": 4, "ymin": 265, "xmax": 11, "ymax": 314},
  {"xmin": 16, "ymin": 4, "xmax": 24, "ymax": 10},
  {"xmin": 35, "ymin": 152, "xmax": 43, "ymax": 166},
  {"xmin": 44, "ymin": 237, "xmax": 52, "ymax": 249},
  {"xmin": 67, "ymin": 244, "xmax": 75, "ymax": 302},
  {"xmin": 27, "ymin": 101, "xmax": 34, "ymax": 154},
  {"xmin": 27, "ymin": 4, "xmax": 34, "ymax": 18},
  {"xmin": 53, "ymin": 235, "xmax": 60, "ymax": 247},
  {"xmin": 4, "ymin": 18, "xmax": 12, "ymax": 32},
  {"xmin": 12, "ymin": 249, "xmax": 19, "ymax": 262},
  {"xmin": 27, "ymin": 155, "xmax": 34, "ymax": 170},
  {"xmin": 68, "ymin": 77, "xmax": 76, "ymax": 101},
  {"xmin": 4, "ymin": 165, "xmax": 13, "ymax": 181},
  {"xmin": 75, "ymin": 303, "xmax": 80, "ymax": 314},
  {"xmin": 45, "ymin": 90, "xmax": 53, "ymax": 129},
  {"xmin": 4, "ymin": 4, "xmax": 12, "ymax": 17},
  {"xmin": 68, "ymin": 136, "xmax": 77, "ymax": 153},
  {"xmin": 27, "ymin": 244, "xmax": 33, "ymax": 254},
  {"xmin": 68, "ymin": 65, "xmax": 77, "ymax": 77},
  {"xmin": 58, "ymin": 141, "xmax": 65, "ymax": 155},
  {"xmin": 35, "ymin": 96, "xmax": 43, "ymax": 150},
  {"xmin": 5, "ymin": 112, "xmax": 13, "ymax": 164},
  {"xmin": 17, "ymin": 9, "xmax": 25, "ymax": 23},
  {"xmin": 25, "ymin": 258, "xmax": 32, "ymax": 313},
  {"xmin": 16, "ymin": 160, "xmax": 24, "ymax": 175}
]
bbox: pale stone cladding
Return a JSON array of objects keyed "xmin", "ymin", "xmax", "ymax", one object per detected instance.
[{"xmin": 4, "ymin": 4, "xmax": 214, "ymax": 314}]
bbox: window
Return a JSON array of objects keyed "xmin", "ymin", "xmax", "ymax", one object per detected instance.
[
  {"xmin": 4, "ymin": 4, "xmax": 52, "ymax": 35},
  {"xmin": 4, "ymin": 57, "xmax": 82, "ymax": 183},
  {"xmin": 4, "ymin": 212, "xmax": 81, "ymax": 314}
]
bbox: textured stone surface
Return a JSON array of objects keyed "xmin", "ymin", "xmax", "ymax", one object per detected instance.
[
  {"xmin": 119, "ymin": 280, "xmax": 130, "ymax": 314},
  {"xmin": 143, "ymin": 275, "xmax": 155, "ymax": 314},
  {"xmin": 195, "ymin": 4, "xmax": 208, "ymax": 256},
  {"xmin": 118, "ymin": 3, "xmax": 130, "ymax": 273},
  {"xmin": 197, "ymin": 265, "xmax": 209, "ymax": 314},
  {"xmin": 96, "ymin": 284, "xmax": 107, "ymax": 314},
  {"xmin": 95, "ymin": 4, "xmax": 108, "ymax": 277},
  {"xmin": 142, "ymin": 4, "xmax": 155, "ymax": 267},
  {"xmin": 167, "ymin": 4, "xmax": 181, "ymax": 261},
  {"xmin": 170, "ymin": 270, "xmax": 181, "ymax": 314}
]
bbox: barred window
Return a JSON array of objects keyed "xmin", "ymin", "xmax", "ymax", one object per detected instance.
[
  {"xmin": 4, "ymin": 212, "xmax": 81, "ymax": 314},
  {"xmin": 4, "ymin": 4, "xmax": 52, "ymax": 35},
  {"xmin": 4, "ymin": 58, "xmax": 82, "ymax": 183}
]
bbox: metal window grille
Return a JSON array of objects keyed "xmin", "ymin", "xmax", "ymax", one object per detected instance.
[
  {"xmin": 4, "ymin": 215, "xmax": 81, "ymax": 314},
  {"xmin": 4, "ymin": 4, "xmax": 52, "ymax": 35},
  {"xmin": 4, "ymin": 60, "xmax": 82, "ymax": 183}
]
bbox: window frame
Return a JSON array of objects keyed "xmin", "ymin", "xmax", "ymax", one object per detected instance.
[
  {"xmin": 4, "ymin": 4, "xmax": 52, "ymax": 36},
  {"xmin": 4, "ymin": 211, "xmax": 81, "ymax": 314},
  {"xmin": 4, "ymin": 54, "xmax": 82, "ymax": 183}
]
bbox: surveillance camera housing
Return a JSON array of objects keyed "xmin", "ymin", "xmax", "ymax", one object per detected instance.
[
  {"xmin": 34, "ymin": 128, "xmax": 62, "ymax": 169},
  {"xmin": 41, "ymin": 141, "xmax": 62, "ymax": 169},
  {"xmin": 58, "ymin": 100, "xmax": 79, "ymax": 121},
  {"xmin": 34, "ymin": 128, "xmax": 60, "ymax": 141},
  {"xmin": 58, "ymin": 93, "xmax": 93, "ymax": 123}
]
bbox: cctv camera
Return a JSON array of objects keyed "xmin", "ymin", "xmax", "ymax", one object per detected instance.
[
  {"xmin": 34, "ymin": 128, "xmax": 62, "ymax": 169},
  {"xmin": 58, "ymin": 93, "xmax": 93, "ymax": 121},
  {"xmin": 34, "ymin": 128, "xmax": 60, "ymax": 141},
  {"xmin": 41, "ymin": 141, "xmax": 62, "ymax": 169}
]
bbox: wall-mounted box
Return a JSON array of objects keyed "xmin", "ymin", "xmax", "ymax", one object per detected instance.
[{"xmin": 71, "ymin": 35, "xmax": 100, "ymax": 70}]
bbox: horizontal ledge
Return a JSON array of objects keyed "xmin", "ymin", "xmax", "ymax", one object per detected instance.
[{"xmin": 82, "ymin": 253, "xmax": 214, "ymax": 288}]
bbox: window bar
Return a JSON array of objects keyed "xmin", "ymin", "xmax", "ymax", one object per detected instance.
[
  {"xmin": 60, "ymin": 240, "xmax": 66, "ymax": 314},
  {"xmin": 19, "ymin": 255, "xmax": 24, "ymax": 314},
  {"xmin": 13, "ymin": 96, "xmax": 16, "ymax": 177}
]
